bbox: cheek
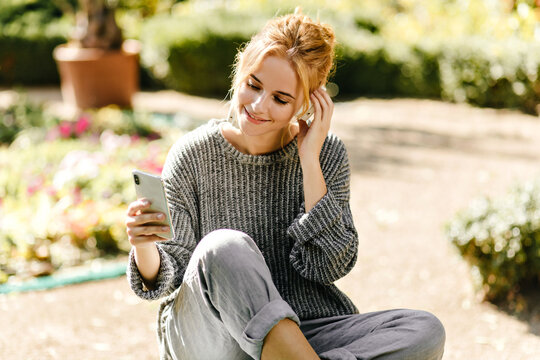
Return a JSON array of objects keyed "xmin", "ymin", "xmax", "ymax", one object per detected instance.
[
  {"xmin": 274, "ymin": 106, "xmax": 295, "ymax": 123},
  {"xmin": 237, "ymin": 86, "xmax": 253, "ymax": 106}
]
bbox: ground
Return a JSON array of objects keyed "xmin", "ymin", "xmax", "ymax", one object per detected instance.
[{"xmin": 1, "ymin": 88, "xmax": 540, "ymax": 359}]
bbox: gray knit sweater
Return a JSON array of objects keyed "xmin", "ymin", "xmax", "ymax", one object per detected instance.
[{"xmin": 127, "ymin": 119, "xmax": 359, "ymax": 321}]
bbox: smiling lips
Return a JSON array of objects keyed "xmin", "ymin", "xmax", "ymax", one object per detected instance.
[{"xmin": 244, "ymin": 107, "xmax": 270, "ymax": 125}]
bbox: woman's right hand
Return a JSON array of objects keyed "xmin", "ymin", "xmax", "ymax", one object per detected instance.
[{"xmin": 125, "ymin": 198, "xmax": 171, "ymax": 249}]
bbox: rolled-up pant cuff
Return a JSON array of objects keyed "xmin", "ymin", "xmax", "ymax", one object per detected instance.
[{"xmin": 240, "ymin": 299, "xmax": 300, "ymax": 359}]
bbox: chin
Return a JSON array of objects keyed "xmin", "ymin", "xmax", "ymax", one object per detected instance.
[{"xmin": 238, "ymin": 119, "xmax": 265, "ymax": 137}]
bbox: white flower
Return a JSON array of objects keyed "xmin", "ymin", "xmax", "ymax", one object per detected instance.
[{"xmin": 53, "ymin": 150, "xmax": 105, "ymax": 190}]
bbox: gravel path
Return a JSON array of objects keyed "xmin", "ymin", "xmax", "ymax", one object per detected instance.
[{"xmin": 1, "ymin": 90, "xmax": 540, "ymax": 359}]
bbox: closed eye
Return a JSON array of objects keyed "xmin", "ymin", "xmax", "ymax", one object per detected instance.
[
  {"xmin": 247, "ymin": 82, "xmax": 260, "ymax": 91},
  {"xmin": 247, "ymin": 78, "xmax": 289, "ymax": 105},
  {"xmin": 274, "ymin": 96, "xmax": 288, "ymax": 105}
]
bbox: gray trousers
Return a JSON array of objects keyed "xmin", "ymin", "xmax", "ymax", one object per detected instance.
[{"xmin": 161, "ymin": 229, "xmax": 445, "ymax": 360}]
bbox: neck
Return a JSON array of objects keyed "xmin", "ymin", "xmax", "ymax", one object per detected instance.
[
  {"xmin": 244, "ymin": 129, "xmax": 291, "ymax": 155},
  {"xmin": 223, "ymin": 123, "xmax": 298, "ymax": 155}
]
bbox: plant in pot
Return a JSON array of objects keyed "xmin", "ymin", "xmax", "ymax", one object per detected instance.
[{"xmin": 53, "ymin": 0, "xmax": 140, "ymax": 109}]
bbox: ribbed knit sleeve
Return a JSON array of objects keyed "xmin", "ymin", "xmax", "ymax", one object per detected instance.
[
  {"xmin": 127, "ymin": 138, "xmax": 200, "ymax": 300},
  {"xmin": 287, "ymin": 139, "xmax": 358, "ymax": 284}
]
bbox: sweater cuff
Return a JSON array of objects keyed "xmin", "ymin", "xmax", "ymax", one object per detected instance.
[
  {"xmin": 287, "ymin": 191, "xmax": 342, "ymax": 245},
  {"xmin": 127, "ymin": 245, "xmax": 176, "ymax": 300}
]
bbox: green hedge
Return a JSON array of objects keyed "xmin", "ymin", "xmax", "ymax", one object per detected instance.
[
  {"xmin": 140, "ymin": 7, "xmax": 540, "ymax": 114},
  {"xmin": 0, "ymin": 35, "xmax": 67, "ymax": 85},
  {"xmin": 2, "ymin": 1, "xmax": 539, "ymax": 113},
  {"xmin": 140, "ymin": 11, "xmax": 264, "ymax": 96},
  {"xmin": 439, "ymin": 38, "xmax": 540, "ymax": 114},
  {"xmin": 445, "ymin": 179, "xmax": 540, "ymax": 303},
  {"xmin": 333, "ymin": 30, "xmax": 442, "ymax": 99},
  {"xmin": 0, "ymin": 0, "xmax": 71, "ymax": 85}
]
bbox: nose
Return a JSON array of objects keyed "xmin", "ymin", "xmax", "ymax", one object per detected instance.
[{"xmin": 251, "ymin": 93, "xmax": 270, "ymax": 115}]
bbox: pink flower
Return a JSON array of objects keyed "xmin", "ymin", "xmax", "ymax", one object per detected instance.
[
  {"xmin": 27, "ymin": 177, "xmax": 44, "ymax": 196},
  {"xmin": 74, "ymin": 115, "xmax": 91, "ymax": 136},
  {"xmin": 45, "ymin": 186, "xmax": 57, "ymax": 198},
  {"xmin": 59, "ymin": 122, "xmax": 73, "ymax": 138},
  {"xmin": 138, "ymin": 159, "xmax": 164, "ymax": 174}
]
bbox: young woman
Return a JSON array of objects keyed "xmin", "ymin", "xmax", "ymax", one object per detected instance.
[{"xmin": 125, "ymin": 11, "xmax": 445, "ymax": 360}]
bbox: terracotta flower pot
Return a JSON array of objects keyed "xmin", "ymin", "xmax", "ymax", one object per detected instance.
[{"xmin": 53, "ymin": 39, "xmax": 140, "ymax": 109}]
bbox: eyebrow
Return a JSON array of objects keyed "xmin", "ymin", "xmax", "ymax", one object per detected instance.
[{"xmin": 250, "ymin": 74, "xmax": 296, "ymax": 100}]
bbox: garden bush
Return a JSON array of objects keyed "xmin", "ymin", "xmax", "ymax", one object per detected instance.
[
  {"xmin": 140, "ymin": 0, "xmax": 540, "ymax": 113},
  {"xmin": 445, "ymin": 179, "xmax": 540, "ymax": 303},
  {"xmin": 0, "ymin": 94, "xmax": 202, "ymax": 283},
  {"xmin": 140, "ymin": 9, "xmax": 265, "ymax": 96},
  {"xmin": 333, "ymin": 29, "xmax": 442, "ymax": 99},
  {"xmin": 439, "ymin": 37, "xmax": 540, "ymax": 114},
  {"xmin": 1, "ymin": 0, "xmax": 539, "ymax": 112},
  {"xmin": 0, "ymin": 91, "xmax": 55, "ymax": 143},
  {"xmin": 0, "ymin": 0, "xmax": 72, "ymax": 85}
]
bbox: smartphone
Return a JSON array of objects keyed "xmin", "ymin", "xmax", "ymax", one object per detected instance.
[
  {"xmin": 132, "ymin": 169, "xmax": 175, "ymax": 240},
  {"xmin": 297, "ymin": 102, "xmax": 315, "ymax": 127},
  {"xmin": 297, "ymin": 86, "xmax": 331, "ymax": 126}
]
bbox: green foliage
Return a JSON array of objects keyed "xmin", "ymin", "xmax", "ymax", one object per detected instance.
[
  {"xmin": 439, "ymin": 38, "xmax": 540, "ymax": 114},
  {"xmin": 333, "ymin": 30, "xmax": 442, "ymax": 99},
  {"xmin": 140, "ymin": 10, "xmax": 264, "ymax": 96},
  {"xmin": 0, "ymin": 0, "xmax": 71, "ymax": 85},
  {"xmin": 0, "ymin": 92, "xmax": 55, "ymax": 144},
  {"xmin": 2, "ymin": 0, "xmax": 539, "ymax": 112},
  {"xmin": 446, "ymin": 179, "xmax": 540, "ymax": 303},
  {"xmin": 0, "ymin": 0, "xmax": 71, "ymax": 25},
  {"xmin": 0, "ymin": 34, "xmax": 67, "ymax": 85},
  {"xmin": 139, "ymin": 0, "xmax": 540, "ymax": 113}
]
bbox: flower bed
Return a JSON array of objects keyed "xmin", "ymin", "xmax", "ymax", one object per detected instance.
[{"xmin": 0, "ymin": 93, "xmax": 201, "ymax": 284}]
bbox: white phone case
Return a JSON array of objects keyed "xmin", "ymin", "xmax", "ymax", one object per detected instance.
[
  {"xmin": 297, "ymin": 102, "xmax": 315, "ymax": 127},
  {"xmin": 132, "ymin": 169, "xmax": 175, "ymax": 240}
]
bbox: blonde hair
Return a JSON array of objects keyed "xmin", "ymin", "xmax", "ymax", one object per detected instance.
[{"xmin": 229, "ymin": 10, "xmax": 336, "ymax": 119}]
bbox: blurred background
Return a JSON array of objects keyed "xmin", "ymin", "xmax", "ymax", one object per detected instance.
[{"xmin": 0, "ymin": 1, "xmax": 540, "ymax": 359}]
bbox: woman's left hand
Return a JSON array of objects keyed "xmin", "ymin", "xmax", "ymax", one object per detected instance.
[{"xmin": 297, "ymin": 87, "xmax": 333, "ymax": 162}]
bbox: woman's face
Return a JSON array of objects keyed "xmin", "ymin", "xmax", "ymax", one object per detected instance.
[{"xmin": 235, "ymin": 55, "xmax": 303, "ymax": 138}]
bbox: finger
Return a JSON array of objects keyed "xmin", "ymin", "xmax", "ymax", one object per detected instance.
[
  {"xmin": 128, "ymin": 225, "xmax": 170, "ymax": 237},
  {"xmin": 126, "ymin": 212, "xmax": 166, "ymax": 227},
  {"xmin": 127, "ymin": 198, "xmax": 152, "ymax": 216},
  {"xmin": 314, "ymin": 89, "xmax": 333, "ymax": 125},
  {"xmin": 129, "ymin": 234, "xmax": 169, "ymax": 247},
  {"xmin": 312, "ymin": 91, "xmax": 329, "ymax": 124},
  {"xmin": 316, "ymin": 88, "xmax": 333, "ymax": 111},
  {"xmin": 310, "ymin": 92, "xmax": 322, "ymax": 124},
  {"xmin": 318, "ymin": 87, "xmax": 333, "ymax": 109},
  {"xmin": 312, "ymin": 91, "xmax": 326, "ymax": 111}
]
